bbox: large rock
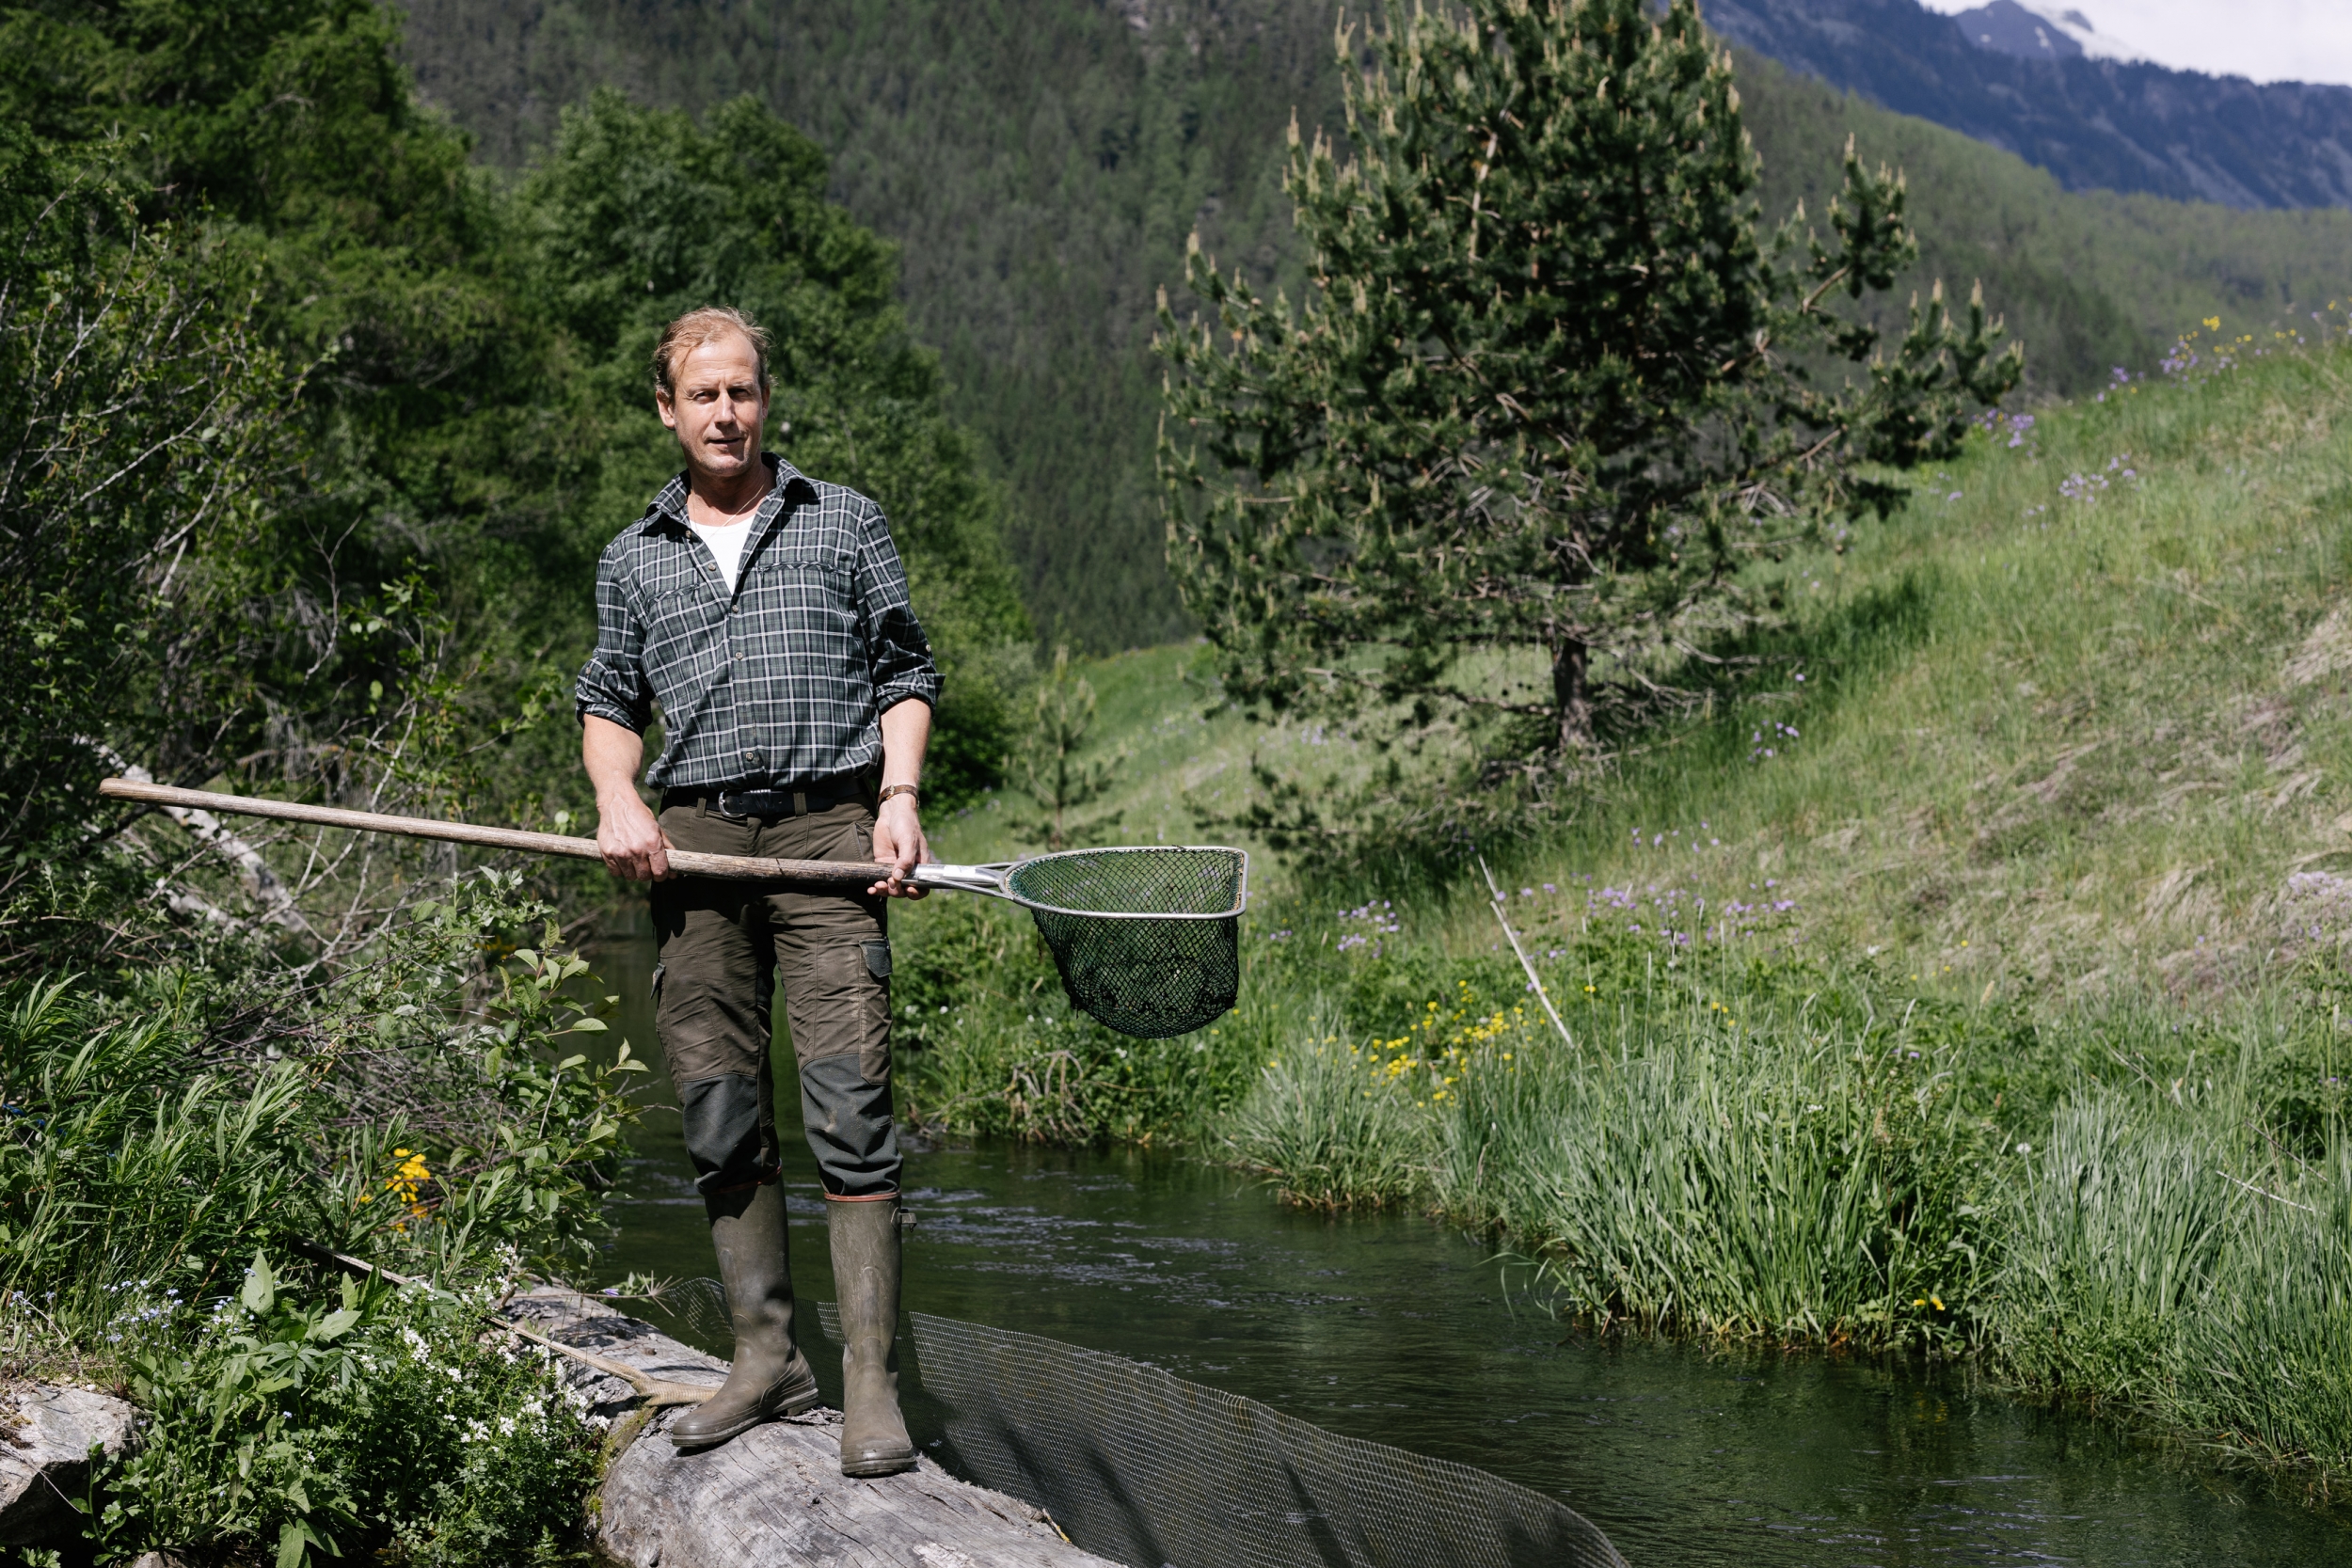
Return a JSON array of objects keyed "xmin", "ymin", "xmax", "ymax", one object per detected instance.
[
  {"xmin": 0, "ymin": 1384, "xmax": 137, "ymax": 1546},
  {"xmin": 503, "ymin": 1289, "xmax": 1120, "ymax": 1568}
]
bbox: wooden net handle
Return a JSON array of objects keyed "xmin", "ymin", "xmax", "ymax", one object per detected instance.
[{"xmin": 97, "ymin": 778, "xmax": 882, "ymax": 885}]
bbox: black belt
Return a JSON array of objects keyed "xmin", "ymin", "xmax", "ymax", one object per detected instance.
[{"xmin": 664, "ymin": 780, "xmax": 867, "ymax": 819}]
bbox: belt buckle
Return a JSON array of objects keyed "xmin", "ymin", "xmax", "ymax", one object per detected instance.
[{"xmin": 719, "ymin": 787, "xmax": 803, "ymax": 818}]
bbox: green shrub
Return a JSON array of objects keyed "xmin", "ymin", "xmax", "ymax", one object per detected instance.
[
  {"xmin": 0, "ymin": 871, "xmax": 645, "ymax": 1561},
  {"xmin": 96, "ymin": 1255, "xmax": 598, "ymax": 1567}
]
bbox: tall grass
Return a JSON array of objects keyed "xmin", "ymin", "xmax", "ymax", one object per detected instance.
[
  {"xmin": 1225, "ymin": 1011, "xmax": 1433, "ymax": 1209},
  {"xmin": 1435, "ymin": 1001, "xmax": 1981, "ymax": 1343},
  {"xmin": 0, "ymin": 981, "xmax": 320, "ymax": 1343},
  {"xmin": 1990, "ymin": 1090, "xmax": 2352, "ymax": 1471},
  {"xmin": 1214, "ymin": 925, "xmax": 2352, "ymax": 1478}
]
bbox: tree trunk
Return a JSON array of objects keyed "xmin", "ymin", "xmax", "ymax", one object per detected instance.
[{"xmin": 1550, "ymin": 636, "xmax": 1591, "ymax": 751}]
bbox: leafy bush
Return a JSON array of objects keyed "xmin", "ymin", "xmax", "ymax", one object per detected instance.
[
  {"xmin": 0, "ymin": 875, "xmax": 643, "ymax": 1337},
  {"xmin": 0, "ymin": 872, "xmax": 643, "ymax": 1562},
  {"xmin": 97, "ymin": 1255, "xmax": 599, "ymax": 1567}
]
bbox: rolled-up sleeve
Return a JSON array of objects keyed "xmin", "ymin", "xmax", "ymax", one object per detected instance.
[
  {"xmin": 575, "ymin": 540, "xmax": 654, "ymax": 733},
  {"xmin": 853, "ymin": 499, "xmax": 943, "ymax": 716}
]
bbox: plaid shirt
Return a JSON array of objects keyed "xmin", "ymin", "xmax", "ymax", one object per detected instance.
[{"xmin": 575, "ymin": 455, "xmax": 941, "ymax": 789}]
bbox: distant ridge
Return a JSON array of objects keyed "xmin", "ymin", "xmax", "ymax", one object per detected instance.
[{"xmin": 1702, "ymin": 0, "xmax": 2352, "ymax": 209}]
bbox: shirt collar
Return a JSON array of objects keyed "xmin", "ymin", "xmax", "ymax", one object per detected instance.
[{"xmin": 638, "ymin": 453, "xmax": 812, "ymax": 533}]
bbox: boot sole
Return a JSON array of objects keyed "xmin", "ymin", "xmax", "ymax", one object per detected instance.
[
  {"xmin": 840, "ymin": 1448, "xmax": 919, "ymax": 1478},
  {"xmin": 668, "ymin": 1378, "xmax": 823, "ymax": 1451}
]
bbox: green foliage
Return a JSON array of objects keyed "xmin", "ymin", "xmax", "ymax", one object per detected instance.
[
  {"xmin": 1008, "ymin": 646, "xmax": 1123, "ymax": 849},
  {"xmin": 0, "ymin": 981, "xmax": 315, "ymax": 1328},
  {"xmin": 315, "ymin": 880, "xmax": 651, "ymax": 1281},
  {"xmin": 1155, "ymin": 0, "xmax": 2017, "ymax": 852},
  {"xmin": 0, "ymin": 872, "xmax": 638, "ymax": 1560},
  {"xmin": 98, "ymin": 1260, "xmax": 597, "ymax": 1567},
  {"xmin": 0, "ymin": 126, "xmax": 306, "ymax": 920},
  {"xmin": 0, "ymin": 873, "xmax": 643, "ymax": 1337}
]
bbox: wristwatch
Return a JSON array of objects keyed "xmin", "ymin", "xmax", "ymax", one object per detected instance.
[{"xmin": 877, "ymin": 783, "xmax": 920, "ymax": 807}]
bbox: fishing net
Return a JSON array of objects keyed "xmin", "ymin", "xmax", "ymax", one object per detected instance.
[
  {"xmin": 1001, "ymin": 847, "xmax": 1247, "ymax": 1039},
  {"xmin": 811, "ymin": 1304, "xmax": 1629, "ymax": 1568}
]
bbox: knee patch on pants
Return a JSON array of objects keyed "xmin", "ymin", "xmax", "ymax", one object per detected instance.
[
  {"xmin": 677, "ymin": 1072, "xmax": 779, "ymax": 1196},
  {"xmin": 799, "ymin": 1053, "xmax": 900, "ymax": 1199}
]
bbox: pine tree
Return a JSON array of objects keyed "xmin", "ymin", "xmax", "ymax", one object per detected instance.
[
  {"xmin": 1009, "ymin": 647, "xmax": 1124, "ymax": 851},
  {"xmin": 1155, "ymin": 0, "xmax": 2018, "ymax": 800}
]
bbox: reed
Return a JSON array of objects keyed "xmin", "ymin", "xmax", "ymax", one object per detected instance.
[{"xmin": 1224, "ymin": 1009, "xmax": 1434, "ymax": 1210}]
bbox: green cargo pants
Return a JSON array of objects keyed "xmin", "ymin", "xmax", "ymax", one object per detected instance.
[{"xmin": 649, "ymin": 795, "xmax": 900, "ymax": 1199}]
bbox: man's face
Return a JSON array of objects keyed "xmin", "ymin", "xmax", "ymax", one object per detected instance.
[{"xmin": 656, "ymin": 334, "xmax": 770, "ymax": 483}]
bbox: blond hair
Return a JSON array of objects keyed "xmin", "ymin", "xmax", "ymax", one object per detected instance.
[{"xmin": 652, "ymin": 306, "xmax": 771, "ymax": 398}]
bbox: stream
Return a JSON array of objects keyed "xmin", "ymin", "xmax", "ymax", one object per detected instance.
[{"xmin": 583, "ymin": 919, "xmax": 2352, "ymax": 1567}]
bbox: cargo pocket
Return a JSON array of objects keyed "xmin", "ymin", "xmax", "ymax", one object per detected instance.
[{"xmin": 787, "ymin": 942, "xmax": 889, "ymax": 1085}]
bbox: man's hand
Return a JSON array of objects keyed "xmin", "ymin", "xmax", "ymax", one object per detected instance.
[
  {"xmin": 869, "ymin": 794, "xmax": 930, "ymax": 898},
  {"xmin": 583, "ymin": 715, "xmax": 673, "ymax": 881},
  {"xmin": 597, "ymin": 790, "xmax": 674, "ymax": 881}
]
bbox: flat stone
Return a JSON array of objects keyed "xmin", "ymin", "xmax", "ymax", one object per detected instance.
[
  {"xmin": 0, "ymin": 1384, "xmax": 137, "ymax": 1546},
  {"xmin": 503, "ymin": 1289, "xmax": 1120, "ymax": 1568}
]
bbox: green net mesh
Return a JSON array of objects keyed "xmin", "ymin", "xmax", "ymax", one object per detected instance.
[
  {"xmin": 1001, "ymin": 847, "xmax": 1246, "ymax": 1039},
  {"xmin": 809, "ymin": 1305, "xmax": 1631, "ymax": 1568}
]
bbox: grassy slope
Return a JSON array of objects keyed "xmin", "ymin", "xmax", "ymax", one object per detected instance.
[
  {"xmin": 1513, "ymin": 324, "xmax": 2352, "ymax": 997},
  {"xmin": 400, "ymin": 2, "xmax": 2352, "ymax": 648}
]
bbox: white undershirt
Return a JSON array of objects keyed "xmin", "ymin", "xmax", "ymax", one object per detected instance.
[{"xmin": 687, "ymin": 517, "xmax": 752, "ymax": 593}]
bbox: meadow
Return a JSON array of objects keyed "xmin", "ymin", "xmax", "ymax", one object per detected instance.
[{"xmin": 899, "ymin": 317, "xmax": 2352, "ymax": 1482}]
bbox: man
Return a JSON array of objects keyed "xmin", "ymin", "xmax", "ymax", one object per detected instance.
[{"xmin": 576, "ymin": 305, "xmax": 934, "ymax": 1477}]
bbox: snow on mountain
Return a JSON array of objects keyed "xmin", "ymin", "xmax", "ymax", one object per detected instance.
[{"xmin": 1916, "ymin": 0, "xmax": 2352, "ymax": 87}]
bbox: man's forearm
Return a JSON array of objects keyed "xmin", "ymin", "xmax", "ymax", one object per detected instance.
[
  {"xmin": 879, "ymin": 700, "xmax": 931, "ymax": 791},
  {"xmin": 583, "ymin": 715, "xmax": 647, "ymax": 804},
  {"xmin": 583, "ymin": 716, "xmax": 671, "ymax": 879}
]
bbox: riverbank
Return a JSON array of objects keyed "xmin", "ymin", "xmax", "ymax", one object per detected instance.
[{"xmin": 893, "ymin": 327, "xmax": 2352, "ymax": 1490}]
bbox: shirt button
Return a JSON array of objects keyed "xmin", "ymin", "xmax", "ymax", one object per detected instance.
[{"xmin": 743, "ymin": 748, "xmax": 764, "ymax": 767}]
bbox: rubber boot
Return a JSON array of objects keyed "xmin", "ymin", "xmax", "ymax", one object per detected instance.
[
  {"xmin": 669, "ymin": 1180, "xmax": 820, "ymax": 1450},
  {"xmin": 829, "ymin": 1195, "xmax": 917, "ymax": 1477}
]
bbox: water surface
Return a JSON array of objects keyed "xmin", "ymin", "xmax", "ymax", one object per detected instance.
[{"xmin": 586, "ymin": 923, "xmax": 2351, "ymax": 1567}]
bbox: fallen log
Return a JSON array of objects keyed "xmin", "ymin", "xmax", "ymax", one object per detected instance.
[{"xmin": 501, "ymin": 1287, "xmax": 1120, "ymax": 1568}]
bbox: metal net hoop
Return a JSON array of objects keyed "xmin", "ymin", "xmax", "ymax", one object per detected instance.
[{"xmin": 1002, "ymin": 847, "xmax": 1247, "ymax": 1039}]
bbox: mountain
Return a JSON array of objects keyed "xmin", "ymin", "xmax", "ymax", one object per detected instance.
[
  {"xmin": 1702, "ymin": 0, "xmax": 2352, "ymax": 210},
  {"xmin": 400, "ymin": 1, "xmax": 2352, "ymax": 651},
  {"xmin": 1948, "ymin": 1, "xmax": 2081, "ymax": 63}
]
